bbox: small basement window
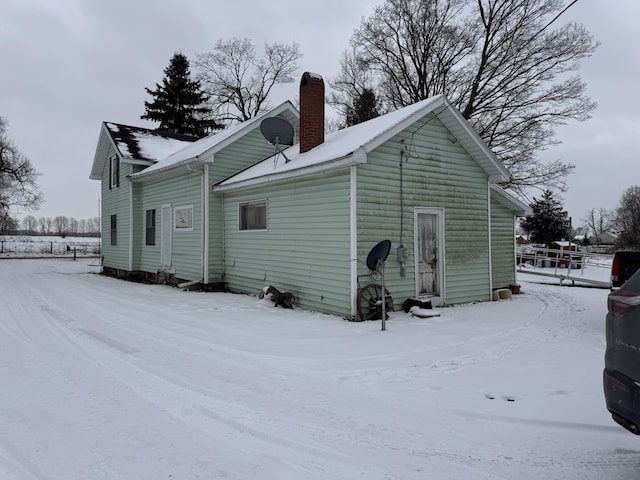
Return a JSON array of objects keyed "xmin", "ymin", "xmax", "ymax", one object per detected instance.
[{"xmin": 239, "ymin": 200, "xmax": 267, "ymax": 231}]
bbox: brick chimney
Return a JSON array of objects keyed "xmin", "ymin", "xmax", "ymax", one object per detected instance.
[{"xmin": 299, "ymin": 72, "xmax": 325, "ymax": 153}]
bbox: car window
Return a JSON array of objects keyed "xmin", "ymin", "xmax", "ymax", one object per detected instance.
[{"xmin": 622, "ymin": 268, "xmax": 640, "ymax": 291}]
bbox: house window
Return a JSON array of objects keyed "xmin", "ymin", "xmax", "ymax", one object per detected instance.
[
  {"xmin": 145, "ymin": 209, "xmax": 156, "ymax": 245},
  {"xmin": 110, "ymin": 214, "xmax": 117, "ymax": 245},
  {"xmin": 110, "ymin": 156, "xmax": 120, "ymax": 188},
  {"xmin": 239, "ymin": 200, "xmax": 267, "ymax": 231},
  {"xmin": 174, "ymin": 205, "xmax": 193, "ymax": 231}
]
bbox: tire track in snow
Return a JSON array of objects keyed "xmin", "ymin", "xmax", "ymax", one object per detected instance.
[{"xmin": 29, "ymin": 291, "xmax": 389, "ymax": 479}]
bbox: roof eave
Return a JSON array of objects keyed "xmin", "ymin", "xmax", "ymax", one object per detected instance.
[
  {"xmin": 214, "ymin": 149, "xmax": 366, "ymax": 192},
  {"xmin": 361, "ymin": 95, "xmax": 447, "ymax": 153},
  {"xmin": 142, "ymin": 101, "xmax": 301, "ymax": 174},
  {"xmin": 356, "ymin": 95, "xmax": 511, "ymax": 183},
  {"xmin": 434, "ymin": 101, "xmax": 512, "ymax": 183},
  {"xmin": 89, "ymin": 123, "xmax": 112, "ymax": 180},
  {"xmin": 208, "ymin": 101, "xmax": 299, "ymax": 156},
  {"xmin": 490, "ymin": 184, "xmax": 532, "ymax": 216},
  {"xmin": 130, "ymin": 157, "xmax": 207, "ymax": 182}
]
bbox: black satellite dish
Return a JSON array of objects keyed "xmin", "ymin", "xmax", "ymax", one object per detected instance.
[
  {"xmin": 260, "ymin": 117, "xmax": 295, "ymax": 146},
  {"xmin": 366, "ymin": 240, "xmax": 391, "ymax": 272},
  {"xmin": 365, "ymin": 240, "xmax": 392, "ymax": 331}
]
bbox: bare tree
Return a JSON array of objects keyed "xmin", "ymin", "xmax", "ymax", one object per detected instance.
[
  {"xmin": 582, "ymin": 207, "xmax": 613, "ymax": 239},
  {"xmin": 615, "ymin": 186, "xmax": 640, "ymax": 250},
  {"xmin": 0, "ymin": 214, "xmax": 17, "ymax": 234},
  {"xmin": 53, "ymin": 215, "xmax": 69, "ymax": 236},
  {"xmin": 339, "ymin": 0, "xmax": 598, "ymax": 195},
  {"xmin": 329, "ymin": 47, "xmax": 381, "ymax": 122},
  {"xmin": 195, "ymin": 38, "xmax": 302, "ymax": 123},
  {"xmin": 68, "ymin": 217, "xmax": 78, "ymax": 235},
  {"xmin": 22, "ymin": 215, "xmax": 38, "ymax": 235},
  {"xmin": 88, "ymin": 217, "xmax": 100, "ymax": 234},
  {"xmin": 0, "ymin": 116, "xmax": 43, "ymax": 220},
  {"xmin": 39, "ymin": 216, "xmax": 53, "ymax": 234}
]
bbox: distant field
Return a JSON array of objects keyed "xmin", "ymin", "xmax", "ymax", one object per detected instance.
[{"xmin": 0, "ymin": 235, "xmax": 100, "ymax": 257}]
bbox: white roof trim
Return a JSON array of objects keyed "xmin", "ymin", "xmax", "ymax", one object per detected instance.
[
  {"xmin": 490, "ymin": 184, "xmax": 531, "ymax": 216},
  {"xmin": 130, "ymin": 101, "xmax": 299, "ymax": 180},
  {"xmin": 89, "ymin": 123, "xmax": 116, "ymax": 180},
  {"xmin": 214, "ymin": 148, "xmax": 366, "ymax": 192},
  {"xmin": 216, "ymin": 94, "xmax": 511, "ymax": 191}
]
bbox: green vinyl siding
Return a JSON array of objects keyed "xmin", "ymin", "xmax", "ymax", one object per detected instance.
[
  {"xmin": 135, "ymin": 172, "xmax": 203, "ymax": 282},
  {"xmin": 222, "ymin": 170, "xmax": 351, "ymax": 317},
  {"xmin": 357, "ymin": 114, "xmax": 491, "ymax": 306},
  {"xmin": 491, "ymin": 197, "xmax": 516, "ymax": 289},
  {"xmin": 211, "ymin": 128, "xmax": 288, "ymax": 183},
  {"xmin": 208, "ymin": 120, "xmax": 298, "ymax": 282},
  {"xmin": 101, "ymin": 146, "xmax": 130, "ymax": 270}
]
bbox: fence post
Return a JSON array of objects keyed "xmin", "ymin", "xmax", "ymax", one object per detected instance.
[{"xmin": 50, "ymin": 241, "xmax": 53, "ymax": 254}]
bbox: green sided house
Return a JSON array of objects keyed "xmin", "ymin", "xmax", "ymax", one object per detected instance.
[
  {"xmin": 90, "ymin": 101, "xmax": 300, "ymax": 284},
  {"xmin": 214, "ymin": 73, "xmax": 529, "ymax": 319},
  {"xmin": 90, "ymin": 72, "xmax": 529, "ymax": 320}
]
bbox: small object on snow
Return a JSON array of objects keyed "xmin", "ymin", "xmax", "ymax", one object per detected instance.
[
  {"xmin": 492, "ymin": 288, "xmax": 513, "ymax": 301},
  {"xmin": 409, "ymin": 306, "xmax": 440, "ymax": 318},
  {"xmin": 402, "ymin": 298, "xmax": 432, "ymax": 313},
  {"xmin": 485, "ymin": 393, "xmax": 516, "ymax": 402},
  {"xmin": 264, "ymin": 285, "xmax": 294, "ymax": 309}
]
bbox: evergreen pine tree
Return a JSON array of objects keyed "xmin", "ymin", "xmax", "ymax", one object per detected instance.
[
  {"xmin": 345, "ymin": 88, "xmax": 380, "ymax": 127},
  {"xmin": 141, "ymin": 52, "xmax": 221, "ymax": 137},
  {"xmin": 521, "ymin": 191, "xmax": 570, "ymax": 247}
]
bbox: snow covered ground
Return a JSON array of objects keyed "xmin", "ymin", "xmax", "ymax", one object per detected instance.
[
  {"xmin": 0, "ymin": 236, "xmax": 100, "ymax": 257},
  {"xmin": 1, "ymin": 258, "xmax": 638, "ymax": 479}
]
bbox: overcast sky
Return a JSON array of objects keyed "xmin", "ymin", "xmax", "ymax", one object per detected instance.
[{"xmin": 2, "ymin": 0, "xmax": 638, "ymax": 228}]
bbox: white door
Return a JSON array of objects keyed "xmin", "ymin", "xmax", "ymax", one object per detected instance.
[
  {"xmin": 160, "ymin": 204, "xmax": 172, "ymax": 270},
  {"xmin": 415, "ymin": 208, "xmax": 444, "ymax": 300}
]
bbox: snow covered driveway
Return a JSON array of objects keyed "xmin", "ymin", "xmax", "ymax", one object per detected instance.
[{"xmin": 1, "ymin": 259, "xmax": 639, "ymax": 479}]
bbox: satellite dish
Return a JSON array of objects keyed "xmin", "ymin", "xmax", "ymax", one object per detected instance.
[
  {"xmin": 260, "ymin": 117, "xmax": 294, "ymax": 146},
  {"xmin": 365, "ymin": 240, "xmax": 392, "ymax": 331},
  {"xmin": 366, "ymin": 240, "xmax": 391, "ymax": 272}
]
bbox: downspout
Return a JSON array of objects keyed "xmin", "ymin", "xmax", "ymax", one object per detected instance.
[
  {"xmin": 203, "ymin": 162, "xmax": 209, "ymax": 284},
  {"xmin": 221, "ymin": 193, "xmax": 225, "ymax": 281},
  {"xmin": 487, "ymin": 182, "xmax": 493, "ymax": 295},
  {"xmin": 513, "ymin": 212, "xmax": 517, "ymax": 285},
  {"xmin": 128, "ymin": 177, "xmax": 133, "ymax": 272},
  {"xmin": 398, "ymin": 149, "xmax": 407, "ymax": 277},
  {"xmin": 350, "ymin": 165, "xmax": 358, "ymax": 319}
]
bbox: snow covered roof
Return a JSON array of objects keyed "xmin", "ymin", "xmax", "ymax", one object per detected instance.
[
  {"xmin": 215, "ymin": 95, "xmax": 511, "ymax": 192},
  {"xmin": 552, "ymin": 241, "xmax": 579, "ymax": 247},
  {"xmin": 90, "ymin": 123, "xmax": 197, "ymax": 180},
  {"xmin": 106, "ymin": 123, "xmax": 197, "ymax": 162},
  {"xmin": 129, "ymin": 101, "xmax": 299, "ymax": 180}
]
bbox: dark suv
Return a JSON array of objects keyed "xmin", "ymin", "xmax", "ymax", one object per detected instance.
[
  {"xmin": 604, "ymin": 268, "xmax": 640, "ymax": 434},
  {"xmin": 611, "ymin": 251, "xmax": 640, "ymax": 288}
]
